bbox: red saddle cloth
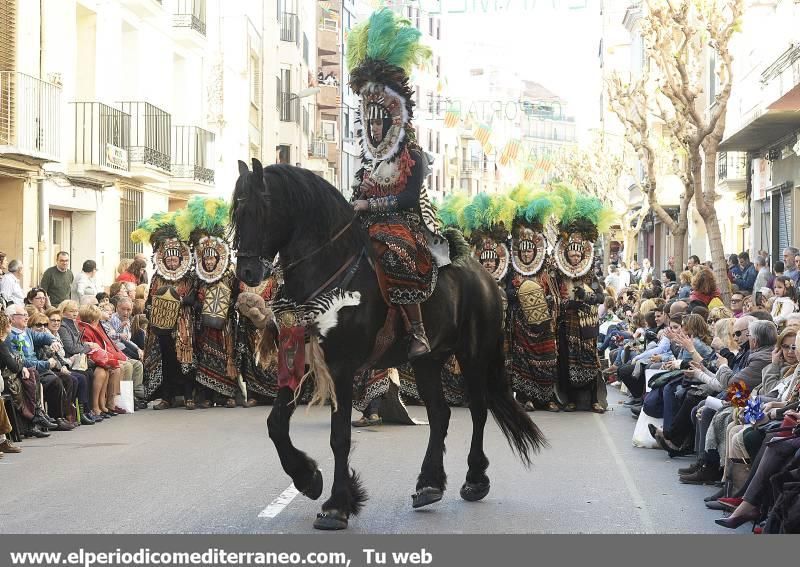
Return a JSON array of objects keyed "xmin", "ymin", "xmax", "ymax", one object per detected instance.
[{"xmin": 277, "ymin": 324, "xmax": 306, "ymax": 391}]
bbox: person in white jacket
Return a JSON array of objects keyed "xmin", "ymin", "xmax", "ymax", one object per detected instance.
[
  {"xmin": 770, "ymin": 275, "xmax": 797, "ymax": 328},
  {"xmin": 0, "ymin": 260, "xmax": 25, "ymax": 305},
  {"xmin": 72, "ymin": 260, "xmax": 102, "ymax": 302}
]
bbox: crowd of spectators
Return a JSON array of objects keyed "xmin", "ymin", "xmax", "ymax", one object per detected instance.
[
  {"xmin": 0, "ymin": 251, "xmax": 150, "ymax": 460},
  {"xmin": 600, "ymin": 248, "xmax": 800, "ymax": 533}
]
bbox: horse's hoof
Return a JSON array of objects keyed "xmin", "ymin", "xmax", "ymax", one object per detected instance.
[
  {"xmin": 300, "ymin": 469, "xmax": 323, "ymax": 500},
  {"xmin": 313, "ymin": 510, "xmax": 348, "ymax": 530},
  {"xmin": 412, "ymin": 486, "xmax": 443, "ymax": 509},
  {"xmin": 460, "ymin": 481, "xmax": 490, "ymax": 502}
]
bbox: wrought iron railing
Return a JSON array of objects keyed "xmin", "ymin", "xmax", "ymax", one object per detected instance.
[
  {"xmin": 171, "ymin": 125, "xmax": 214, "ymax": 183},
  {"xmin": 280, "ymin": 12, "xmax": 298, "ymax": 42},
  {"xmin": 172, "ymin": 0, "xmax": 206, "ymax": 36},
  {"xmin": 718, "ymin": 151, "xmax": 747, "ymax": 181},
  {"xmin": 69, "ymin": 102, "xmax": 131, "ymax": 171},
  {"xmin": 461, "ymin": 160, "xmax": 481, "ymax": 174},
  {"xmin": 309, "ymin": 138, "xmax": 327, "ymax": 159},
  {"xmin": 0, "ymin": 72, "xmax": 61, "ymax": 160},
  {"xmin": 279, "ymin": 92, "xmax": 300, "ymax": 123},
  {"xmin": 118, "ymin": 101, "xmax": 171, "ymax": 173}
]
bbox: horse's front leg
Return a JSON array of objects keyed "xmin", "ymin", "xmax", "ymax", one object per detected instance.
[
  {"xmin": 267, "ymin": 387, "xmax": 323, "ymax": 500},
  {"xmin": 313, "ymin": 367, "xmax": 367, "ymax": 530}
]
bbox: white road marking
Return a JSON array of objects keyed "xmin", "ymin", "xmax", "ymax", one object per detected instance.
[
  {"xmin": 594, "ymin": 413, "xmax": 656, "ymax": 534},
  {"xmin": 259, "ymin": 484, "xmax": 300, "ymax": 518}
]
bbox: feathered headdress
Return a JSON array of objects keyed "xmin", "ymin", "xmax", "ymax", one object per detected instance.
[
  {"xmin": 437, "ymin": 193, "xmax": 470, "ymax": 229},
  {"xmin": 553, "ymin": 183, "xmax": 615, "ymax": 242},
  {"xmin": 130, "ymin": 211, "xmax": 179, "ymax": 246},
  {"xmin": 174, "ymin": 196, "xmax": 231, "ymax": 242},
  {"xmin": 346, "ymin": 9, "xmax": 432, "ymax": 82}
]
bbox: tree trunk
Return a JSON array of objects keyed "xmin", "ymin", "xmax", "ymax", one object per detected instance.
[
  {"xmin": 672, "ymin": 224, "xmax": 688, "ymax": 275},
  {"xmin": 697, "ymin": 147, "xmax": 732, "ymax": 303}
]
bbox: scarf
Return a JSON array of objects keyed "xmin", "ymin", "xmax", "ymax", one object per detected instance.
[{"xmin": 690, "ymin": 289, "xmax": 721, "ymax": 306}]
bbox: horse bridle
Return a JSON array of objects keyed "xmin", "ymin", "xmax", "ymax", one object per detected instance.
[{"xmin": 235, "ymin": 215, "xmax": 358, "ymax": 276}]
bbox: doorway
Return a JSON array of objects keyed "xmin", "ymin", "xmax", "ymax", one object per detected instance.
[{"xmin": 50, "ymin": 209, "xmax": 73, "ymax": 264}]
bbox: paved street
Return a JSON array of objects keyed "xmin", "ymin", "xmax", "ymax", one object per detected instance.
[{"xmin": 1, "ymin": 388, "xmax": 738, "ymax": 534}]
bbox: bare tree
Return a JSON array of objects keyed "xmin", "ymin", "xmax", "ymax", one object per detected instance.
[
  {"xmin": 606, "ymin": 71, "xmax": 692, "ymax": 271},
  {"xmin": 551, "ymin": 136, "xmax": 649, "ymax": 266},
  {"xmin": 642, "ymin": 0, "xmax": 744, "ymax": 302}
]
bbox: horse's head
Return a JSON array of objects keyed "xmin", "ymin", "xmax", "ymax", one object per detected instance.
[{"xmin": 231, "ymin": 158, "xmax": 289, "ymax": 286}]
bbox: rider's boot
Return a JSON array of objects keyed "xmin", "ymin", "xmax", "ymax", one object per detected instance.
[{"xmin": 401, "ymin": 303, "xmax": 431, "ymax": 359}]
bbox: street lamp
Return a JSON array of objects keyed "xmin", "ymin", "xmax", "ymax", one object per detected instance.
[{"xmin": 291, "ymin": 87, "xmax": 321, "ymax": 101}]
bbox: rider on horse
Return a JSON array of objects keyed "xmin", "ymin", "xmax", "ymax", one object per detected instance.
[{"xmin": 347, "ymin": 9, "xmax": 443, "ymax": 360}]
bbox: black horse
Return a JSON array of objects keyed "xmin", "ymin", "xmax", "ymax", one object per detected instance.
[{"xmin": 231, "ymin": 159, "xmax": 546, "ymax": 530}]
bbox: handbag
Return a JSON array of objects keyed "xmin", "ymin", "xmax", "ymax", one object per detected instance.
[
  {"xmin": 88, "ymin": 348, "xmax": 117, "ymax": 369},
  {"xmin": 71, "ymin": 352, "xmax": 89, "ymax": 372},
  {"xmin": 776, "ymin": 414, "xmax": 799, "ymax": 438}
]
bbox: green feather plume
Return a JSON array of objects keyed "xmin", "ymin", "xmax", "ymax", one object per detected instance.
[
  {"xmin": 507, "ymin": 183, "xmax": 535, "ymax": 211},
  {"xmin": 523, "ymin": 190, "xmax": 562, "ymax": 227},
  {"xmin": 438, "ymin": 193, "xmax": 470, "ymax": 228},
  {"xmin": 488, "ymin": 193, "xmax": 518, "ymax": 231},
  {"xmin": 553, "ymin": 183, "xmax": 616, "ymax": 235},
  {"xmin": 347, "ymin": 9, "xmax": 431, "ymax": 74},
  {"xmin": 462, "ymin": 192, "xmax": 492, "ymax": 235}
]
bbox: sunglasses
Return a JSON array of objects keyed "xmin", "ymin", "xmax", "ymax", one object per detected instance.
[
  {"xmin": 733, "ymin": 330, "xmax": 749, "ymax": 338},
  {"xmin": 32, "ymin": 323, "xmax": 46, "ymax": 328}
]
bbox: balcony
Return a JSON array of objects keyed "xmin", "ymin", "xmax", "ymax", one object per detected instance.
[
  {"xmin": 717, "ymin": 151, "xmax": 747, "ymax": 194},
  {"xmin": 172, "ymin": 0, "xmax": 206, "ymax": 49},
  {"xmin": 170, "ymin": 126, "xmax": 214, "ymax": 193},
  {"xmin": 460, "ymin": 159, "xmax": 481, "ymax": 175},
  {"xmin": 279, "ymin": 93, "xmax": 300, "ymax": 124},
  {"xmin": 69, "ymin": 102, "xmax": 131, "ymax": 175},
  {"xmin": 280, "ymin": 12, "xmax": 298, "ymax": 43},
  {"xmin": 0, "ymin": 72, "xmax": 61, "ymax": 163},
  {"xmin": 118, "ymin": 101, "xmax": 171, "ymax": 181},
  {"xmin": 317, "ymin": 84, "xmax": 338, "ymax": 111},
  {"xmin": 308, "ymin": 138, "xmax": 328, "ymax": 159}
]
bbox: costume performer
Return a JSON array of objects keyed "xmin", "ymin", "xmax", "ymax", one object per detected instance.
[
  {"xmin": 552, "ymin": 186, "xmax": 613, "ymax": 413},
  {"xmin": 131, "ymin": 213, "xmax": 197, "ymax": 410},
  {"xmin": 347, "ymin": 8, "xmax": 449, "ymax": 360},
  {"xmin": 177, "ymin": 198, "xmax": 241, "ymax": 408},
  {"xmin": 505, "ymin": 189, "xmax": 561, "ymax": 412}
]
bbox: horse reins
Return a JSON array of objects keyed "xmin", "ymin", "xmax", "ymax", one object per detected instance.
[{"xmin": 281, "ymin": 216, "xmax": 358, "ymax": 273}]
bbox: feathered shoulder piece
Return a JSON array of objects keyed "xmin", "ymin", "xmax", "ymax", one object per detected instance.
[
  {"xmin": 553, "ymin": 183, "xmax": 615, "ymax": 242},
  {"xmin": 174, "ymin": 197, "xmax": 231, "ymax": 242},
  {"xmin": 346, "ymin": 9, "xmax": 432, "ymax": 79}
]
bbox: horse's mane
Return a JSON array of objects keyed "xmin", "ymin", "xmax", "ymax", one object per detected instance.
[{"xmin": 231, "ymin": 164, "xmax": 360, "ymax": 250}]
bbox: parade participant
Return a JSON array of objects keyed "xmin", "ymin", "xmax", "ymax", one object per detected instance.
[
  {"xmin": 505, "ymin": 189, "xmax": 561, "ymax": 412},
  {"xmin": 347, "ymin": 8, "xmax": 447, "ymax": 359},
  {"xmin": 552, "ymin": 185, "xmax": 614, "ymax": 413},
  {"xmin": 131, "ymin": 212, "xmax": 197, "ymax": 410},
  {"xmin": 177, "ymin": 197, "xmax": 240, "ymax": 408},
  {"xmin": 236, "ymin": 275, "xmax": 281, "ymax": 405}
]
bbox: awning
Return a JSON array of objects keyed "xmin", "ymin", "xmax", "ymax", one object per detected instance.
[{"xmin": 719, "ymin": 83, "xmax": 800, "ymax": 151}]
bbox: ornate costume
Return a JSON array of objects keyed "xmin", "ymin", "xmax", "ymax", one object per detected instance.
[
  {"xmin": 505, "ymin": 190, "xmax": 561, "ymax": 410},
  {"xmin": 236, "ymin": 276, "xmax": 281, "ymax": 401},
  {"xmin": 131, "ymin": 214, "xmax": 197, "ymax": 405},
  {"xmin": 180, "ymin": 198, "xmax": 241, "ymax": 404},
  {"xmin": 552, "ymin": 186, "xmax": 614, "ymax": 413},
  {"xmin": 347, "ymin": 8, "xmax": 447, "ymax": 359}
]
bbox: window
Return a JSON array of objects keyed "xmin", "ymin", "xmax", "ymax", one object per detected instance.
[
  {"xmin": 249, "ymin": 53, "xmax": 261, "ymax": 107},
  {"xmin": 120, "ymin": 187, "xmax": 143, "ymax": 258},
  {"xmin": 343, "ymin": 111, "xmax": 350, "ymax": 141},
  {"xmin": 322, "ymin": 120, "xmax": 337, "ymax": 142}
]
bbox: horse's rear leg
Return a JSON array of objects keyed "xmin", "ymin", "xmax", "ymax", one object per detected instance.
[
  {"xmin": 267, "ymin": 388, "xmax": 323, "ymax": 500},
  {"xmin": 457, "ymin": 354, "xmax": 491, "ymax": 502},
  {"xmin": 411, "ymin": 357, "xmax": 450, "ymax": 509},
  {"xmin": 313, "ymin": 369, "xmax": 366, "ymax": 531}
]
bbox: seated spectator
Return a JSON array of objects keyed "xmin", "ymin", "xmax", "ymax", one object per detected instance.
[
  {"xmin": 135, "ymin": 284, "xmax": 148, "ymax": 301},
  {"xmin": 130, "ymin": 314, "xmax": 148, "ymax": 350},
  {"xmin": 0, "ymin": 260, "xmax": 25, "ymax": 306},
  {"xmin": 0, "ymin": 309, "xmax": 27, "ymax": 449},
  {"xmin": 662, "ymin": 269, "xmax": 677, "ymax": 284},
  {"xmin": 107, "ymin": 299, "xmax": 146, "ymax": 409},
  {"xmin": 115, "ymin": 259, "xmax": 132, "ymax": 281},
  {"xmin": 123, "ymin": 282, "xmax": 137, "ymax": 301},
  {"xmin": 133, "ymin": 298, "xmax": 146, "ymax": 316},
  {"xmin": 42, "ymin": 308, "xmax": 95, "ymax": 425},
  {"xmin": 58, "ymin": 299, "xmax": 109, "ymax": 423},
  {"xmin": 25, "ymin": 287, "xmax": 50, "ymax": 314},
  {"xmin": 72, "ymin": 260, "xmax": 101, "ymax": 303},
  {"xmin": 95, "ymin": 292, "xmax": 110, "ymax": 306},
  {"xmin": 116, "ymin": 258, "xmax": 146, "ymax": 285},
  {"xmin": 707, "ymin": 306, "xmax": 734, "ymax": 326},
  {"xmin": 77, "ymin": 305, "xmax": 126, "ymax": 417},
  {"xmin": 5, "ymin": 304, "xmax": 74, "ymax": 432}
]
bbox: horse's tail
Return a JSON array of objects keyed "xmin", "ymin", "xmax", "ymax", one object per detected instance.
[{"xmin": 486, "ymin": 336, "xmax": 548, "ymax": 467}]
